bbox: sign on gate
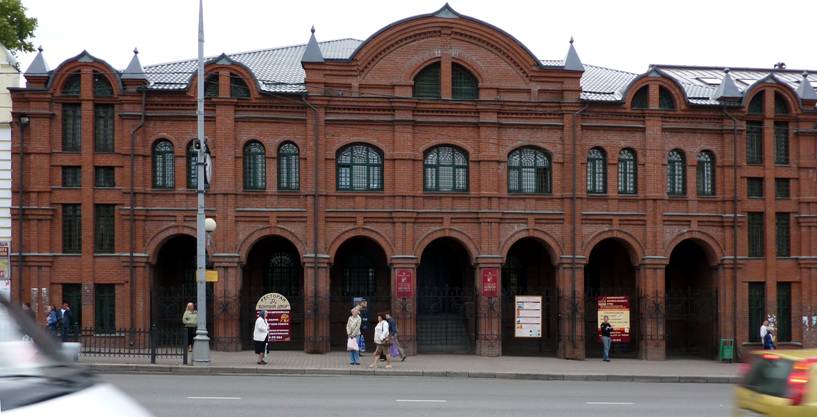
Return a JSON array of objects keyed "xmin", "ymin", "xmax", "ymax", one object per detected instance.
[
  {"xmin": 514, "ymin": 295, "xmax": 542, "ymax": 338},
  {"xmin": 256, "ymin": 293, "xmax": 291, "ymax": 342},
  {"xmin": 597, "ymin": 296, "xmax": 630, "ymax": 343},
  {"xmin": 395, "ymin": 269, "xmax": 413, "ymax": 298},
  {"xmin": 481, "ymin": 268, "xmax": 499, "ymax": 298}
]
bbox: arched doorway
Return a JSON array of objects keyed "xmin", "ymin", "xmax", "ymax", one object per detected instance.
[
  {"xmin": 152, "ymin": 235, "xmax": 213, "ymax": 336},
  {"xmin": 502, "ymin": 238, "xmax": 557, "ymax": 356},
  {"xmin": 240, "ymin": 236, "xmax": 303, "ymax": 350},
  {"xmin": 665, "ymin": 239, "xmax": 718, "ymax": 358},
  {"xmin": 329, "ymin": 237, "xmax": 390, "ymax": 351},
  {"xmin": 584, "ymin": 238, "xmax": 638, "ymax": 358},
  {"xmin": 417, "ymin": 237, "xmax": 475, "ymax": 353}
]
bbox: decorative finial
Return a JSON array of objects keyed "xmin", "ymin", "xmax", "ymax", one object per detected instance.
[
  {"xmin": 37, "ymin": 45, "xmax": 43, "ymax": 52},
  {"xmin": 724, "ymin": 67, "xmax": 730, "ymax": 74},
  {"xmin": 311, "ymin": 25, "xmax": 315, "ymax": 34},
  {"xmin": 569, "ymin": 36, "xmax": 574, "ymax": 45},
  {"xmin": 133, "ymin": 47, "xmax": 139, "ymax": 55}
]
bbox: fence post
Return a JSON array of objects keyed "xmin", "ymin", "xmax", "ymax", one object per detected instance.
[
  {"xmin": 182, "ymin": 326, "xmax": 188, "ymax": 365},
  {"xmin": 150, "ymin": 324, "xmax": 157, "ymax": 364}
]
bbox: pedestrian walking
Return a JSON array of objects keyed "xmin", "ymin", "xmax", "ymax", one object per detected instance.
[
  {"xmin": 60, "ymin": 302, "xmax": 72, "ymax": 342},
  {"xmin": 253, "ymin": 310, "xmax": 269, "ymax": 365},
  {"xmin": 761, "ymin": 321, "xmax": 776, "ymax": 350},
  {"xmin": 182, "ymin": 302, "xmax": 197, "ymax": 352},
  {"xmin": 346, "ymin": 307, "xmax": 362, "ymax": 365},
  {"xmin": 600, "ymin": 315, "xmax": 613, "ymax": 362},
  {"xmin": 369, "ymin": 312, "xmax": 392, "ymax": 369},
  {"xmin": 46, "ymin": 305, "xmax": 59, "ymax": 337},
  {"xmin": 384, "ymin": 312, "xmax": 406, "ymax": 361}
]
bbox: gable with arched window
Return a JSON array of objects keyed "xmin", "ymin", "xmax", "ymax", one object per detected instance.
[
  {"xmin": 774, "ymin": 92, "xmax": 789, "ymax": 115},
  {"xmin": 93, "ymin": 71, "xmax": 115, "ymax": 153},
  {"xmin": 748, "ymin": 91, "xmax": 764, "ymax": 114},
  {"xmin": 277, "ymin": 142, "xmax": 300, "ymax": 191},
  {"xmin": 93, "ymin": 71, "xmax": 113, "ymax": 97},
  {"xmin": 61, "ymin": 72, "xmax": 81, "ymax": 96},
  {"xmin": 424, "ymin": 145, "xmax": 468, "ymax": 192},
  {"xmin": 413, "ymin": 62, "xmax": 478, "ymax": 100},
  {"xmin": 336, "ymin": 144, "xmax": 383, "ymax": 191},
  {"xmin": 659, "ymin": 86, "xmax": 675, "ymax": 110},
  {"xmin": 230, "ymin": 73, "xmax": 250, "ymax": 98},
  {"xmin": 667, "ymin": 149, "xmax": 686, "ymax": 196},
  {"xmin": 631, "ymin": 86, "xmax": 648, "ymax": 109},
  {"xmin": 586, "ymin": 147, "xmax": 607, "ymax": 194},
  {"xmin": 696, "ymin": 150, "xmax": 715, "ymax": 196},
  {"xmin": 617, "ymin": 148, "xmax": 637, "ymax": 194},
  {"xmin": 152, "ymin": 139, "xmax": 175, "ymax": 189},
  {"xmin": 243, "ymin": 141, "xmax": 266, "ymax": 190},
  {"xmin": 204, "ymin": 74, "xmax": 219, "ymax": 97},
  {"xmin": 452, "ymin": 63, "xmax": 478, "ymax": 100},
  {"xmin": 508, "ymin": 147, "xmax": 551, "ymax": 194},
  {"xmin": 413, "ymin": 62, "xmax": 441, "ymax": 99}
]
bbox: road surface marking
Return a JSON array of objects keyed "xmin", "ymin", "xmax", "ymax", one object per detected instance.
[
  {"xmin": 586, "ymin": 401, "xmax": 634, "ymax": 405},
  {"xmin": 396, "ymin": 399, "xmax": 447, "ymax": 403},
  {"xmin": 187, "ymin": 396, "xmax": 241, "ymax": 400}
]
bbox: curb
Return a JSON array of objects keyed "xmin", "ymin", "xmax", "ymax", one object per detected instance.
[{"xmin": 86, "ymin": 363, "xmax": 740, "ymax": 384}]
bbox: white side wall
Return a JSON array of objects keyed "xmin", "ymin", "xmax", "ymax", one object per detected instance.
[{"xmin": 0, "ymin": 47, "xmax": 18, "ymax": 243}]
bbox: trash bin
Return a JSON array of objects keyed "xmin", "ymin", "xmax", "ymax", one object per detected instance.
[{"xmin": 719, "ymin": 339, "xmax": 734, "ymax": 363}]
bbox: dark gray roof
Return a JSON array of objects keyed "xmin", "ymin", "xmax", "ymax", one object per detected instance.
[
  {"xmin": 301, "ymin": 27, "xmax": 325, "ymax": 64},
  {"xmin": 24, "ymin": 47, "xmax": 49, "ymax": 76},
  {"xmin": 563, "ymin": 38, "xmax": 584, "ymax": 72},
  {"xmin": 122, "ymin": 48, "xmax": 146, "ymax": 81},
  {"xmin": 797, "ymin": 72, "xmax": 817, "ymax": 100},
  {"xmin": 710, "ymin": 69, "xmax": 742, "ymax": 101}
]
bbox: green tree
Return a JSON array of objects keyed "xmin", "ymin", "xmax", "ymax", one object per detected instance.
[{"xmin": 0, "ymin": 0, "xmax": 37, "ymax": 55}]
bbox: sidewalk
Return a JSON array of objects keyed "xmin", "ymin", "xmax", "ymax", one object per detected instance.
[{"xmin": 81, "ymin": 351, "xmax": 741, "ymax": 384}]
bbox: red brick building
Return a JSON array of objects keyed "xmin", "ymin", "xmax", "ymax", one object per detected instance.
[{"xmin": 10, "ymin": 5, "xmax": 817, "ymax": 359}]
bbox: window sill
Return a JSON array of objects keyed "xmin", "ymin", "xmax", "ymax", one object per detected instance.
[
  {"xmin": 60, "ymin": 253, "xmax": 82, "ymax": 256},
  {"xmin": 508, "ymin": 192, "xmax": 552, "ymax": 196},
  {"xmin": 423, "ymin": 191, "xmax": 470, "ymax": 194},
  {"xmin": 748, "ymin": 196, "xmax": 764, "ymax": 199},
  {"xmin": 336, "ymin": 189, "xmax": 384, "ymax": 193},
  {"xmin": 667, "ymin": 195, "xmax": 688, "ymax": 199},
  {"xmin": 696, "ymin": 195, "xmax": 717, "ymax": 199},
  {"xmin": 151, "ymin": 188, "xmax": 177, "ymax": 191},
  {"xmin": 586, "ymin": 193, "xmax": 608, "ymax": 197}
]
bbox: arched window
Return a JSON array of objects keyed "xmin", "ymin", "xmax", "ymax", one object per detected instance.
[
  {"xmin": 508, "ymin": 147, "xmax": 551, "ymax": 194},
  {"xmin": 342, "ymin": 255, "xmax": 375, "ymax": 296},
  {"xmin": 336, "ymin": 144, "xmax": 383, "ymax": 191},
  {"xmin": 748, "ymin": 91, "xmax": 764, "ymax": 114},
  {"xmin": 93, "ymin": 71, "xmax": 113, "ymax": 97},
  {"xmin": 413, "ymin": 62, "xmax": 441, "ymax": 99},
  {"xmin": 264, "ymin": 252, "xmax": 301, "ymax": 296},
  {"xmin": 277, "ymin": 142, "xmax": 299, "ymax": 191},
  {"xmin": 424, "ymin": 145, "xmax": 468, "ymax": 192},
  {"xmin": 152, "ymin": 140, "xmax": 175, "ymax": 189},
  {"xmin": 204, "ymin": 74, "xmax": 219, "ymax": 97},
  {"xmin": 186, "ymin": 141, "xmax": 199, "ymax": 189},
  {"xmin": 659, "ymin": 86, "xmax": 675, "ymax": 110},
  {"xmin": 230, "ymin": 73, "xmax": 250, "ymax": 98},
  {"xmin": 774, "ymin": 92, "xmax": 789, "ymax": 115},
  {"xmin": 61, "ymin": 72, "xmax": 81, "ymax": 96},
  {"xmin": 667, "ymin": 149, "xmax": 686, "ymax": 196},
  {"xmin": 243, "ymin": 141, "xmax": 266, "ymax": 190},
  {"xmin": 631, "ymin": 86, "xmax": 648, "ymax": 109},
  {"xmin": 452, "ymin": 63, "xmax": 478, "ymax": 100},
  {"xmin": 696, "ymin": 151, "xmax": 715, "ymax": 196},
  {"xmin": 586, "ymin": 147, "xmax": 607, "ymax": 194},
  {"xmin": 617, "ymin": 148, "xmax": 637, "ymax": 194}
]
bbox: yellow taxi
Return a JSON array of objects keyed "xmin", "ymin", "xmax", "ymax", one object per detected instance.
[{"xmin": 733, "ymin": 349, "xmax": 817, "ymax": 416}]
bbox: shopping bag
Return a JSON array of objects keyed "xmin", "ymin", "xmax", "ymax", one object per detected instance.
[
  {"xmin": 347, "ymin": 336, "xmax": 359, "ymax": 351},
  {"xmin": 389, "ymin": 342, "xmax": 399, "ymax": 358},
  {"xmin": 358, "ymin": 335, "xmax": 366, "ymax": 352}
]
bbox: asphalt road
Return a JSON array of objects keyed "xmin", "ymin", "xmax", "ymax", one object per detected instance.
[{"xmin": 102, "ymin": 373, "xmax": 734, "ymax": 417}]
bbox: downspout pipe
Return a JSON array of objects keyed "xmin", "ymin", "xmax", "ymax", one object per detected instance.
[
  {"xmin": 721, "ymin": 106, "xmax": 739, "ymax": 354},
  {"xmin": 301, "ymin": 95, "xmax": 320, "ymax": 352},
  {"xmin": 129, "ymin": 88, "xmax": 146, "ymax": 329},
  {"xmin": 17, "ymin": 116, "xmax": 28, "ymax": 305},
  {"xmin": 570, "ymin": 104, "xmax": 588, "ymax": 354}
]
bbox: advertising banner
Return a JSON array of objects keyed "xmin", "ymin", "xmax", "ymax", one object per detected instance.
[
  {"xmin": 514, "ymin": 295, "xmax": 542, "ymax": 338},
  {"xmin": 255, "ymin": 293, "xmax": 291, "ymax": 343},
  {"xmin": 481, "ymin": 268, "xmax": 499, "ymax": 298},
  {"xmin": 0, "ymin": 241, "xmax": 9, "ymax": 301},
  {"xmin": 395, "ymin": 269, "xmax": 413, "ymax": 298},
  {"xmin": 597, "ymin": 296, "xmax": 630, "ymax": 343}
]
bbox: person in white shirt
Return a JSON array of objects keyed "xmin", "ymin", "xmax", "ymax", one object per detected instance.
[
  {"xmin": 369, "ymin": 312, "xmax": 392, "ymax": 369},
  {"xmin": 253, "ymin": 310, "xmax": 269, "ymax": 365},
  {"xmin": 760, "ymin": 320, "xmax": 769, "ymax": 341}
]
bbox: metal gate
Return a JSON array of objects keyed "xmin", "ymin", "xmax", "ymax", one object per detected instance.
[
  {"xmin": 501, "ymin": 289, "xmax": 559, "ymax": 356},
  {"xmin": 665, "ymin": 289, "xmax": 718, "ymax": 358},
  {"xmin": 416, "ymin": 288, "xmax": 476, "ymax": 353},
  {"xmin": 583, "ymin": 288, "xmax": 640, "ymax": 358},
  {"xmin": 152, "ymin": 282, "xmax": 214, "ymax": 339}
]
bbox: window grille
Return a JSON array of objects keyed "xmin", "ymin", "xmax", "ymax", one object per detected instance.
[
  {"xmin": 774, "ymin": 122, "xmax": 789, "ymax": 165},
  {"xmin": 746, "ymin": 122, "xmax": 763, "ymax": 164},
  {"xmin": 667, "ymin": 149, "xmax": 686, "ymax": 196},
  {"xmin": 747, "ymin": 178, "xmax": 763, "ymax": 198},
  {"xmin": 94, "ymin": 284, "xmax": 116, "ymax": 334},
  {"xmin": 696, "ymin": 151, "xmax": 715, "ymax": 196},
  {"xmin": 748, "ymin": 212, "xmax": 764, "ymax": 257},
  {"xmin": 62, "ymin": 104, "xmax": 81, "ymax": 152},
  {"xmin": 586, "ymin": 147, "xmax": 607, "ymax": 194},
  {"xmin": 94, "ymin": 104, "xmax": 115, "ymax": 152},
  {"xmin": 452, "ymin": 63, "xmax": 478, "ymax": 100},
  {"xmin": 748, "ymin": 282, "xmax": 765, "ymax": 342},
  {"xmin": 243, "ymin": 141, "xmax": 266, "ymax": 190},
  {"xmin": 413, "ymin": 63, "xmax": 441, "ymax": 99},
  {"xmin": 62, "ymin": 166, "xmax": 81, "ymax": 188},
  {"xmin": 62, "ymin": 204, "xmax": 82, "ymax": 254},
  {"xmin": 93, "ymin": 72, "xmax": 113, "ymax": 97},
  {"xmin": 152, "ymin": 140, "xmax": 175, "ymax": 188},
  {"xmin": 424, "ymin": 145, "xmax": 468, "ymax": 192},
  {"xmin": 631, "ymin": 86, "xmax": 648, "ymax": 109},
  {"xmin": 776, "ymin": 212, "xmax": 790, "ymax": 257},
  {"xmin": 94, "ymin": 167, "xmax": 115, "ymax": 187},
  {"xmin": 617, "ymin": 148, "xmax": 637, "ymax": 194},
  {"xmin": 278, "ymin": 142, "xmax": 300, "ymax": 191},
  {"xmin": 336, "ymin": 144, "xmax": 383, "ymax": 191},
  {"xmin": 94, "ymin": 204, "xmax": 115, "ymax": 253},
  {"xmin": 775, "ymin": 178, "xmax": 790, "ymax": 199},
  {"xmin": 508, "ymin": 147, "xmax": 551, "ymax": 194},
  {"xmin": 264, "ymin": 252, "xmax": 301, "ymax": 296}
]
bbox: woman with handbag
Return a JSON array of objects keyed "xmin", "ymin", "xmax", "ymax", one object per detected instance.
[
  {"xmin": 253, "ymin": 310, "xmax": 269, "ymax": 365},
  {"xmin": 369, "ymin": 312, "xmax": 392, "ymax": 369},
  {"xmin": 346, "ymin": 307, "xmax": 362, "ymax": 365}
]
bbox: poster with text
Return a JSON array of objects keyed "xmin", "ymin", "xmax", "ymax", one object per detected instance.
[
  {"xmin": 255, "ymin": 292, "xmax": 292, "ymax": 343},
  {"xmin": 395, "ymin": 269, "xmax": 413, "ymax": 298},
  {"xmin": 597, "ymin": 296, "xmax": 630, "ymax": 343},
  {"xmin": 514, "ymin": 295, "xmax": 542, "ymax": 338}
]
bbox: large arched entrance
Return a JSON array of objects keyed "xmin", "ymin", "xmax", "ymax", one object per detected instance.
[
  {"xmin": 417, "ymin": 238, "xmax": 475, "ymax": 353},
  {"xmin": 665, "ymin": 239, "xmax": 718, "ymax": 358},
  {"xmin": 152, "ymin": 235, "xmax": 213, "ymax": 336},
  {"xmin": 329, "ymin": 237, "xmax": 391, "ymax": 351},
  {"xmin": 584, "ymin": 238, "xmax": 638, "ymax": 358},
  {"xmin": 240, "ymin": 236, "xmax": 304, "ymax": 350},
  {"xmin": 502, "ymin": 238, "xmax": 558, "ymax": 356}
]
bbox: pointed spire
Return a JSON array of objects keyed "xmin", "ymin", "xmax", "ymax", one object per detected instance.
[
  {"xmin": 433, "ymin": 3, "xmax": 460, "ymax": 18},
  {"xmin": 122, "ymin": 47, "xmax": 146, "ymax": 80},
  {"xmin": 24, "ymin": 45, "xmax": 49, "ymax": 76},
  {"xmin": 301, "ymin": 25, "xmax": 324, "ymax": 63},
  {"xmin": 796, "ymin": 71, "xmax": 817, "ymax": 101},
  {"xmin": 563, "ymin": 37, "xmax": 584, "ymax": 72},
  {"xmin": 711, "ymin": 68, "xmax": 742, "ymax": 101}
]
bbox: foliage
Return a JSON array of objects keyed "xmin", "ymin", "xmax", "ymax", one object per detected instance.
[{"xmin": 0, "ymin": 0, "xmax": 37, "ymax": 55}]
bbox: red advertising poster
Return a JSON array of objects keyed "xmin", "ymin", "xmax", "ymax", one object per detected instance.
[
  {"xmin": 255, "ymin": 292, "xmax": 292, "ymax": 343},
  {"xmin": 597, "ymin": 296, "xmax": 630, "ymax": 343},
  {"xmin": 395, "ymin": 269, "xmax": 413, "ymax": 298},
  {"xmin": 481, "ymin": 268, "xmax": 499, "ymax": 298}
]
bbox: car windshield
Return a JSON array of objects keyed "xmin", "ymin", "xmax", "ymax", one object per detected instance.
[
  {"xmin": 742, "ymin": 356, "xmax": 795, "ymax": 398},
  {"xmin": 0, "ymin": 297, "xmax": 63, "ymax": 377}
]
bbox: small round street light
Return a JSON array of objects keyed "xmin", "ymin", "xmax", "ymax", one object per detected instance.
[{"xmin": 205, "ymin": 217, "xmax": 217, "ymax": 232}]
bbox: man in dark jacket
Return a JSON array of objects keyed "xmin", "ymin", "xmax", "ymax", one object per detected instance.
[
  {"xmin": 385, "ymin": 312, "xmax": 406, "ymax": 361},
  {"xmin": 600, "ymin": 315, "xmax": 613, "ymax": 362},
  {"xmin": 60, "ymin": 302, "xmax": 73, "ymax": 342}
]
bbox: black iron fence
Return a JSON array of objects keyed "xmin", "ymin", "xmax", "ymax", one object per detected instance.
[{"xmin": 60, "ymin": 325, "xmax": 188, "ymax": 364}]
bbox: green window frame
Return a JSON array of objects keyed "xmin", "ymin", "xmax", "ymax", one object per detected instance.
[
  {"xmin": 336, "ymin": 144, "xmax": 383, "ymax": 191},
  {"xmin": 277, "ymin": 142, "xmax": 300, "ymax": 191},
  {"xmin": 152, "ymin": 140, "xmax": 175, "ymax": 189},
  {"xmin": 748, "ymin": 212, "xmax": 765, "ymax": 258},
  {"xmin": 747, "ymin": 177, "xmax": 764, "ymax": 198},
  {"xmin": 62, "ymin": 204, "xmax": 82, "ymax": 254},
  {"xmin": 204, "ymin": 74, "xmax": 219, "ymax": 97},
  {"xmin": 748, "ymin": 92, "xmax": 764, "ymax": 114},
  {"xmin": 230, "ymin": 73, "xmax": 250, "ymax": 98},
  {"xmin": 617, "ymin": 148, "xmax": 637, "ymax": 195},
  {"xmin": 631, "ymin": 86, "xmax": 648, "ymax": 109},
  {"xmin": 774, "ymin": 92, "xmax": 789, "ymax": 115},
  {"xmin": 775, "ymin": 178, "xmax": 790, "ymax": 199},
  {"xmin": 62, "ymin": 166, "xmax": 81, "ymax": 188},
  {"xmin": 452, "ymin": 63, "xmax": 478, "ymax": 100},
  {"xmin": 243, "ymin": 141, "xmax": 266, "ymax": 190},
  {"xmin": 746, "ymin": 122, "xmax": 763, "ymax": 165},
  {"xmin": 748, "ymin": 282, "xmax": 765, "ymax": 343},
  {"xmin": 61, "ymin": 72, "xmax": 81, "ymax": 96},
  {"xmin": 94, "ymin": 284, "xmax": 116, "ymax": 334},
  {"xmin": 776, "ymin": 282, "xmax": 791, "ymax": 342},
  {"xmin": 774, "ymin": 122, "xmax": 789, "ymax": 165},
  {"xmin": 93, "ymin": 72, "xmax": 113, "ymax": 97},
  {"xmin": 424, "ymin": 145, "xmax": 468, "ymax": 192},
  {"xmin": 62, "ymin": 283, "xmax": 82, "ymax": 329},
  {"xmin": 667, "ymin": 149, "xmax": 686, "ymax": 196},
  {"xmin": 658, "ymin": 86, "xmax": 675, "ymax": 110},
  {"xmin": 586, "ymin": 147, "xmax": 607, "ymax": 194},
  {"xmin": 94, "ymin": 204, "xmax": 115, "ymax": 254},
  {"xmin": 508, "ymin": 147, "xmax": 551, "ymax": 194},
  {"xmin": 696, "ymin": 150, "xmax": 715, "ymax": 196},
  {"xmin": 263, "ymin": 252, "xmax": 301, "ymax": 297},
  {"xmin": 62, "ymin": 104, "xmax": 81, "ymax": 152},
  {"xmin": 342, "ymin": 255, "xmax": 376, "ymax": 297},
  {"xmin": 776, "ymin": 212, "xmax": 790, "ymax": 257},
  {"xmin": 413, "ymin": 62, "xmax": 441, "ymax": 99},
  {"xmin": 94, "ymin": 167, "xmax": 115, "ymax": 188},
  {"xmin": 94, "ymin": 104, "xmax": 115, "ymax": 152}
]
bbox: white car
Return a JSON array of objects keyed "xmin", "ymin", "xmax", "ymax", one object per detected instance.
[{"xmin": 0, "ymin": 296, "xmax": 153, "ymax": 416}]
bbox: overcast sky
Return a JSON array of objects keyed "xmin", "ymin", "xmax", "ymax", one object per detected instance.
[{"xmin": 12, "ymin": 0, "xmax": 817, "ymax": 76}]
